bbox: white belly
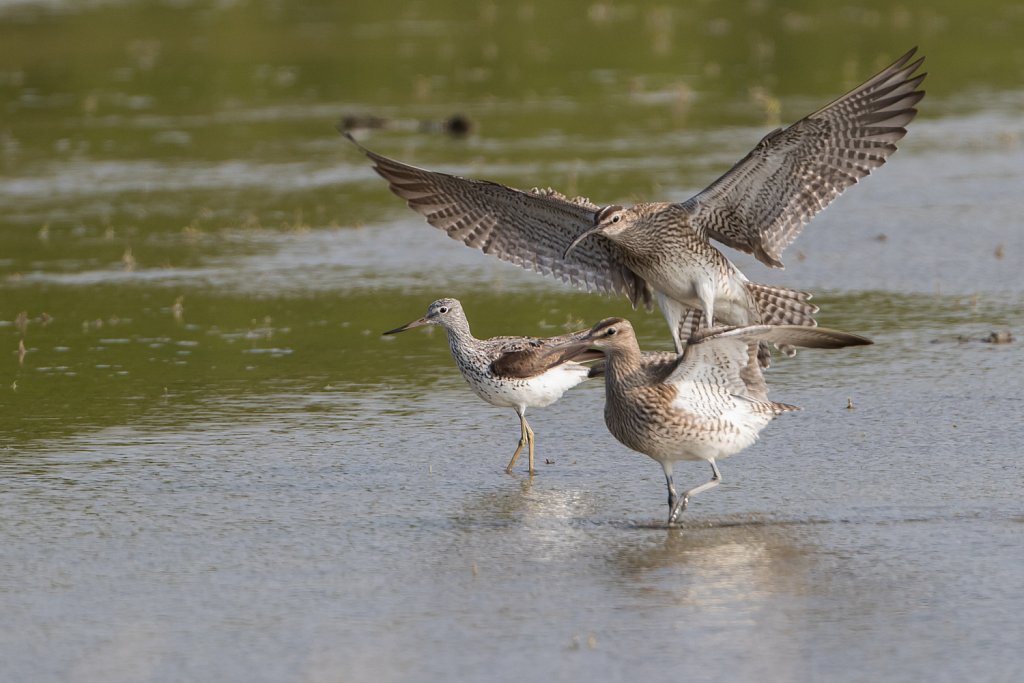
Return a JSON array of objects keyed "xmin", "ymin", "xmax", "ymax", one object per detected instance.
[
  {"xmin": 643, "ymin": 256, "xmax": 753, "ymax": 326},
  {"xmin": 612, "ymin": 392, "xmax": 775, "ymax": 465},
  {"xmin": 463, "ymin": 362, "xmax": 590, "ymax": 410}
]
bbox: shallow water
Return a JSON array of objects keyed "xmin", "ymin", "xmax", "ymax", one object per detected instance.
[{"xmin": 2, "ymin": 2, "xmax": 1024, "ymax": 681}]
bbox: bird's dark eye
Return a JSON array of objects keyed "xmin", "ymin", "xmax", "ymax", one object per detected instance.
[
  {"xmin": 611, "ymin": 214, "xmax": 621, "ymax": 223},
  {"xmin": 606, "ymin": 327, "xmax": 617, "ymax": 336},
  {"xmin": 439, "ymin": 307, "xmax": 449, "ymax": 314}
]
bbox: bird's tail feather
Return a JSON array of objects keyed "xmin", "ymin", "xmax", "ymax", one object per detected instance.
[
  {"xmin": 745, "ymin": 282, "xmax": 819, "ymax": 327},
  {"xmin": 745, "ymin": 282, "xmax": 819, "ymax": 365}
]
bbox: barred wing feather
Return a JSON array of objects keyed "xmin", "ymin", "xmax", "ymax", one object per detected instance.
[
  {"xmin": 348, "ymin": 134, "xmax": 652, "ymax": 309},
  {"xmin": 682, "ymin": 48, "xmax": 926, "ymax": 268}
]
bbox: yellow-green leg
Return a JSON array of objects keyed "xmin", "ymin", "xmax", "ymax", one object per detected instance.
[
  {"xmin": 505, "ymin": 407, "xmax": 530, "ymax": 474},
  {"xmin": 525, "ymin": 419, "xmax": 535, "ymax": 475},
  {"xmin": 505, "ymin": 408, "xmax": 536, "ymax": 475}
]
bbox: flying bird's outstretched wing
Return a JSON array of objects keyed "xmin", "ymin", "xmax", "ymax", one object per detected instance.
[
  {"xmin": 682, "ymin": 48, "xmax": 926, "ymax": 268},
  {"xmin": 347, "ymin": 134, "xmax": 653, "ymax": 310}
]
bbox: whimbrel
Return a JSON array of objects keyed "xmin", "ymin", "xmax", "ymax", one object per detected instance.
[
  {"xmin": 553, "ymin": 317, "xmax": 872, "ymax": 524},
  {"xmin": 350, "ymin": 49, "xmax": 924, "ymax": 355}
]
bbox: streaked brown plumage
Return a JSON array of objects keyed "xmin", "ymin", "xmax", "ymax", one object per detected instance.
[
  {"xmin": 348, "ymin": 49, "xmax": 924, "ymax": 356},
  {"xmin": 554, "ymin": 318, "xmax": 873, "ymax": 524}
]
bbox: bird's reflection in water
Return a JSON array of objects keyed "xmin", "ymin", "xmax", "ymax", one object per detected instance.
[
  {"xmin": 609, "ymin": 515, "xmax": 820, "ymax": 612},
  {"xmin": 462, "ymin": 476, "xmax": 593, "ymax": 518},
  {"xmin": 449, "ymin": 476, "xmax": 612, "ymax": 564}
]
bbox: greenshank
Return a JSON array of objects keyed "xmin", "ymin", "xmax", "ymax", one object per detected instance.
[{"xmin": 384, "ymin": 298, "xmax": 598, "ymax": 474}]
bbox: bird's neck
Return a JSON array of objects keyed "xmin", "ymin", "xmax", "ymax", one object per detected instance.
[
  {"xmin": 601, "ymin": 345, "xmax": 647, "ymax": 389},
  {"xmin": 616, "ymin": 203, "xmax": 691, "ymax": 253},
  {"xmin": 442, "ymin": 316, "xmax": 477, "ymax": 356}
]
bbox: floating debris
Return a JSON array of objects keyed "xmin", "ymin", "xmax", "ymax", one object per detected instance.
[
  {"xmin": 994, "ymin": 243, "xmax": 1005, "ymax": 259},
  {"xmin": 954, "ymin": 331, "xmax": 1014, "ymax": 344},
  {"xmin": 567, "ymin": 633, "xmax": 598, "ymax": 651},
  {"xmin": 338, "ymin": 113, "xmax": 474, "ymax": 138},
  {"xmin": 985, "ymin": 331, "xmax": 1013, "ymax": 344},
  {"xmin": 338, "ymin": 114, "xmax": 387, "ymax": 131},
  {"xmin": 846, "ymin": 397, "xmax": 855, "ymax": 410}
]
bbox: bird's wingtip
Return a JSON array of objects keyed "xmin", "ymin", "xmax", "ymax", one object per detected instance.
[{"xmin": 335, "ymin": 123, "xmax": 366, "ymax": 150}]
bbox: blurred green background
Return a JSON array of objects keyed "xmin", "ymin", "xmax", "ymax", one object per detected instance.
[{"xmin": 1, "ymin": 0, "xmax": 1022, "ymax": 447}]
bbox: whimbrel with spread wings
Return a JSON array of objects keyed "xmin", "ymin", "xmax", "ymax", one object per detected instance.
[{"xmin": 351, "ymin": 49, "xmax": 924, "ymax": 356}]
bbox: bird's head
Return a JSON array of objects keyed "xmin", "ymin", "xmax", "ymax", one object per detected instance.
[
  {"xmin": 581, "ymin": 317, "xmax": 637, "ymax": 351},
  {"xmin": 383, "ymin": 297, "xmax": 464, "ymax": 335},
  {"xmin": 562, "ymin": 204, "xmax": 632, "ymax": 258},
  {"xmin": 546, "ymin": 317, "xmax": 638, "ymax": 363}
]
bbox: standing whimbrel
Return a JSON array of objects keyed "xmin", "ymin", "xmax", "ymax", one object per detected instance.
[
  {"xmin": 552, "ymin": 318, "xmax": 872, "ymax": 524},
  {"xmin": 384, "ymin": 298, "xmax": 599, "ymax": 474},
  {"xmin": 348, "ymin": 49, "xmax": 924, "ymax": 354}
]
